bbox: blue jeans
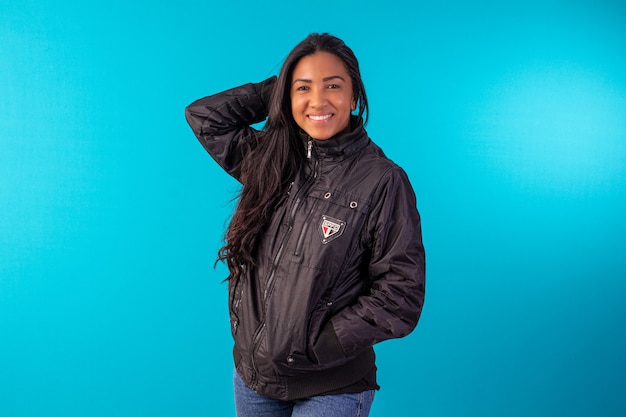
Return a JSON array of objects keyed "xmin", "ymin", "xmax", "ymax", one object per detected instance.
[{"xmin": 234, "ymin": 370, "xmax": 375, "ymax": 417}]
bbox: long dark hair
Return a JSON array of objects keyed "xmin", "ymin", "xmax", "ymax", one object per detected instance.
[{"xmin": 218, "ymin": 33, "xmax": 369, "ymax": 281}]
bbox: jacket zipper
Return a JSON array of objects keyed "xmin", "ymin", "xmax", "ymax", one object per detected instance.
[
  {"xmin": 249, "ymin": 139, "xmax": 319, "ymax": 390},
  {"xmin": 295, "ymin": 139, "xmax": 320, "ymax": 256},
  {"xmin": 230, "ymin": 280, "xmax": 241, "ymax": 335}
]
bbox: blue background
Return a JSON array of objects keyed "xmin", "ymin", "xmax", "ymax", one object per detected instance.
[{"xmin": 1, "ymin": 1, "xmax": 625, "ymax": 416}]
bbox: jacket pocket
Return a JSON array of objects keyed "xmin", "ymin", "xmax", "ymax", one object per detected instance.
[
  {"xmin": 311, "ymin": 322, "xmax": 347, "ymax": 367},
  {"xmin": 290, "ymin": 186, "xmax": 370, "ymax": 271}
]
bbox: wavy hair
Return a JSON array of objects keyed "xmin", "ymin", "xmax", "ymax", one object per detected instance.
[{"xmin": 218, "ymin": 33, "xmax": 369, "ymax": 281}]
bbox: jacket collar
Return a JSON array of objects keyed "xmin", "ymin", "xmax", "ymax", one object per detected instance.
[{"xmin": 299, "ymin": 116, "xmax": 369, "ymax": 161}]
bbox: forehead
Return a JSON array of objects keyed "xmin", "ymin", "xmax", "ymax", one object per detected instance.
[{"xmin": 292, "ymin": 51, "xmax": 350, "ymax": 79}]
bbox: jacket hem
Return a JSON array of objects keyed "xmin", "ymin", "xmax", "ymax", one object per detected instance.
[{"xmin": 284, "ymin": 348, "xmax": 376, "ymax": 400}]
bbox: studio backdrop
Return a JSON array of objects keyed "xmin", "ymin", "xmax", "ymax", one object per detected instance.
[{"xmin": 1, "ymin": 1, "xmax": 625, "ymax": 416}]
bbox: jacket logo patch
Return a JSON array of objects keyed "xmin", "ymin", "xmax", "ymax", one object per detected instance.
[{"xmin": 319, "ymin": 215, "xmax": 346, "ymax": 244}]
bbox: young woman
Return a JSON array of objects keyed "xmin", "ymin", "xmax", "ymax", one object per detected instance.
[{"xmin": 185, "ymin": 33, "xmax": 425, "ymax": 417}]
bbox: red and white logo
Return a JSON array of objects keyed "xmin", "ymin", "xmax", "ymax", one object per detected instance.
[{"xmin": 319, "ymin": 215, "xmax": 346, "ymax": 244}]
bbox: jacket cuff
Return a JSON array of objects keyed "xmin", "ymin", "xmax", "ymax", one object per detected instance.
[
  {"xmin": 253, "ymin": 76, "xmax": 277, "ymax": 110},
  {"xmin": 312, "ymin": 323, "xmax": 346, "ymax": 365}
]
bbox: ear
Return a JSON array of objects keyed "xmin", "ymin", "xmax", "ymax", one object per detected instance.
[{"xmin": 351, "ymin": 98, "xmax": 356, "ymax": 111}]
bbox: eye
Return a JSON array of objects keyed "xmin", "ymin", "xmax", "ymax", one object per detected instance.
[
  {"xmin": 326, "ymin": 83, "xmax": 340, "ymax": 89},
  {"xmin": 295, "ymin": 85, "xmax": 309, "ymax": 91}
]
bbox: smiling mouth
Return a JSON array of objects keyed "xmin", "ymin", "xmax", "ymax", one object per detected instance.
[{"xmin": 308, "ymin": 114, "xmax": 333, "ymax": 121}]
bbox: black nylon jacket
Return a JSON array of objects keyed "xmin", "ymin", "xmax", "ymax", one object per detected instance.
[{"xmin": 185, "ymin": 77, "xmax": 425, "ymax": 401}]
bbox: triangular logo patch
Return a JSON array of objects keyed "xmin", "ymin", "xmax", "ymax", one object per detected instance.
[{"xmin": 319, "ymin": 215, "xmax": 346, "ymax": 244}]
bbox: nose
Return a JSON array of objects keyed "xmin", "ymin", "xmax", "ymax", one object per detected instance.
[{"xmin": 309, "ymin": 86, "xmax": 328, "ymax": 108}]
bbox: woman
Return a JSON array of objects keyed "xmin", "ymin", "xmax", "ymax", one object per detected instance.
[{"xmin": 185, "ymin": 33, "xmax": 425, "ymax": 417}]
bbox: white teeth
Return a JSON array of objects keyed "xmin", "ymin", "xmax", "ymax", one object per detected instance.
[{"xmin": 309, "ymin": 114, "xmax": 332, "ymax": 121}]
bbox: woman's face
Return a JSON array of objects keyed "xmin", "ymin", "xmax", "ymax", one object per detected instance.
[{"xmin": 290, "ymin": 51, "xmax": 355, "ymax": 141}]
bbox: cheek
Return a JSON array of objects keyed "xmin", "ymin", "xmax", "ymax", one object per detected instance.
[
  {"xmin": 290, "ymin": 99, "xmax": 305, "ymax": 128},
  {"xmin": 338, "ymin": 95, "xmax": 351, "ymax": 110},
  {"xmin": 292, "ymin": 101, "xmax": 309, "ymax": 128},
  {"xmin": 290, "ymin": 97, "xmax": 302, "ymax": 117}
]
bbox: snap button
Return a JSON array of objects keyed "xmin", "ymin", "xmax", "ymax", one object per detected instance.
[
  {"xmin": 326, "ymin": 301, "xmax": 333, "ymax": 306},
  {"xmin": 324, "ymin": 192, "xmax": 332, "ymax": 199},
  {"xmin": 286, "ymin": 355, "xmax": 295, "ymax": 364},
  {"xmin": 350, "ymin": 201, "xmax": 358, "ymax": 208}
]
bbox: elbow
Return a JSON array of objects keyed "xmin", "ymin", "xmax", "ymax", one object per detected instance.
[
  {"xmin": 184, "ymin": 104, "xmax": 204, "ymax": 137},
  {"xmin": 399, "ymin": 279, "xmax": 425, "ymax": 336}
]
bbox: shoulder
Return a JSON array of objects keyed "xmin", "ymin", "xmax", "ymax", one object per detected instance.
[{"xmin": 360, "ymin": 139, "xmax": 411, "ymax": 184}]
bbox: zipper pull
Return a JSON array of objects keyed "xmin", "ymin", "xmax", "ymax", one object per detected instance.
[{"xmin": 307, "ymin": 139, "xmax": 312, "ymax": 159}]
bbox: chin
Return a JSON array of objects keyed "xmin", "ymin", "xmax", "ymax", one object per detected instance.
[{"xmin": 305, "ymin": 128, "xmax": 337, "ymax": 141}]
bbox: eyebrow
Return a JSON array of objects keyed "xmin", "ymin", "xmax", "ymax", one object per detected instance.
[{"xmin": 292, "ymin": 75, "xmax": 346, "ymax": 84}]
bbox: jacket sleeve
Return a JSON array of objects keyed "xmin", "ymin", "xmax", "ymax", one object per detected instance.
[
  {"xmin": 184, "ymin": 76, "xmax": 277, "ymax": 181},
  {"xmin": 313, "ymin": 166, "xmax": 426, "ymax": 361}
]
